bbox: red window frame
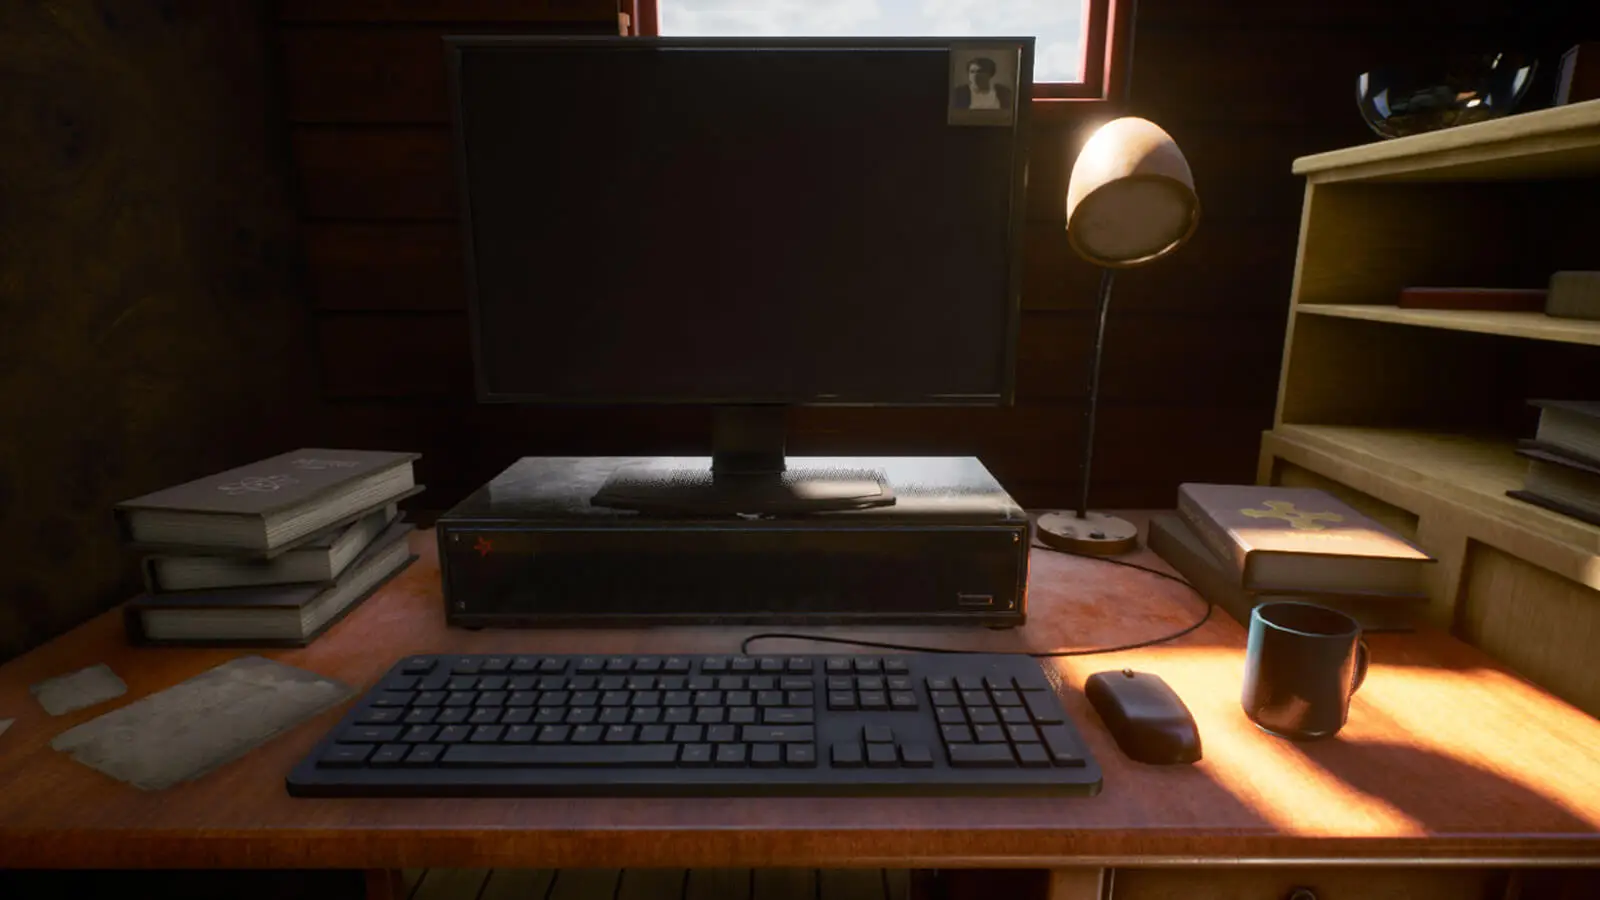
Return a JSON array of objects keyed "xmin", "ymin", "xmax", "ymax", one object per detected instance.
[{"xmin": 626, "ymin": 0, "xmax": 1132, "ymax": 110}]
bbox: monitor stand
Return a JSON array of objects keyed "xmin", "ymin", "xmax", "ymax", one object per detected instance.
[{"xmin": 589, "ymin": 406, "xmax": 896, "ymax": 516}]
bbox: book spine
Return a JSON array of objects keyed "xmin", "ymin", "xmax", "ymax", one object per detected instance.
[
  {"xmin": 1175, "ymin": 489, "xmax": 1248, "ymax": 582},
  {"xmin": 1146, "ymin": 516, "xmax": 1257, "ymax": 628}
]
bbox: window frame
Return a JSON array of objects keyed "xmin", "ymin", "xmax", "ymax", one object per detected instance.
[{"xmin": 628, "ymin": 0, "xmax": 1133, "ymax": 115}]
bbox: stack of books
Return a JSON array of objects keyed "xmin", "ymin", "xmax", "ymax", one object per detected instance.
[
  {"xmin": 1147, "ymin": 483, "xmax": 1435, "ymax": 632},
  {"xmin": 1508, "ymin": 399, "xmax": 1600, "ymax": 527},
  {"xmin": 113, "ymin": 449, "xmax": 424, "ymax": 646}
]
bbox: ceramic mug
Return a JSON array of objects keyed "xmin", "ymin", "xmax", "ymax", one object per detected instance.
[{"xmin": 1241, "ymin": 601, "xmax": 1369, "ymax": 740}]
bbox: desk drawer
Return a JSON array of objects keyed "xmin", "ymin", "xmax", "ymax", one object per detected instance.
[{"xmin": 1109, "ymin": 867, "xmax": 1503, "ymax": 900}]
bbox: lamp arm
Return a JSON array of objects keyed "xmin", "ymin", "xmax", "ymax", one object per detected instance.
[{"xmin": 1076, "ymin": 268, "xmax": 1116, "ymax": 519}]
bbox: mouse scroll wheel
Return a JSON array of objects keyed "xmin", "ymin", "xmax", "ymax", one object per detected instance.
[{"xmin": 1121, "ymin": 668, "xmax": 1134, "ymax": 677}]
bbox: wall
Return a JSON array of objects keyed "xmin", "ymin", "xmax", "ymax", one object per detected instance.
[{"xmin": 0, "ymin": 0, "xmax": 317, "ymax": 664}]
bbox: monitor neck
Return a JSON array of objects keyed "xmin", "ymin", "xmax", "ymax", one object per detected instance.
[{"xmin": 711, "ymin": 405, "xmax": 788, "ymax": 477}]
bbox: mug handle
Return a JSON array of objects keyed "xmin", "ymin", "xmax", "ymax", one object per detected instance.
[{"xmin": 1351, "ymin": 639, "xmax": 1370, "ymax": 694}]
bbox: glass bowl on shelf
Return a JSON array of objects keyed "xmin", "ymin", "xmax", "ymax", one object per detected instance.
[{"xmin": 1357, "ymin": 51, "xmax": 1538, "ymax": 139}]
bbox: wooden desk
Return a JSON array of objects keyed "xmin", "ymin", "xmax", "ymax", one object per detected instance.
[{"xmin": 2, "ymin": 517, "xmax": 1599, "ymax": 899}]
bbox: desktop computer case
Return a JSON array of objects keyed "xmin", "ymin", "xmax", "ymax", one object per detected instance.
[{"xmin": 437, "ymin": 456, "xmax": 1030, "ymax": 628}]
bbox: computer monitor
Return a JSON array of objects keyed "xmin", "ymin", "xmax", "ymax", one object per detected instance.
[{"xmin": 448, "ymin": 36, "xmax": 1033, "ymax": 514}]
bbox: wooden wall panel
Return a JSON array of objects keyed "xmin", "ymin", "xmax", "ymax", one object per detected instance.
[{"xmin": 302, "ymin": 223, "xmax": 464, "ymax": 311}]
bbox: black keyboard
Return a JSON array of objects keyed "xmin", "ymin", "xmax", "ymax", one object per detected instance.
[{"xmin": 286, "ymin": 653, "xmax": 1102, "ymax": 797}]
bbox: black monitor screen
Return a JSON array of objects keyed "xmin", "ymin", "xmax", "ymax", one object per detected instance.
[{"xmin": 451, "ymin": 38, "xmax": 1032, "ymax": 405}]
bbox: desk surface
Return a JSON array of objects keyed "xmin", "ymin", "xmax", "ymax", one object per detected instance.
[{"xmin": 2, "ymin": 517, "xmax": 1599, "ymax": 869}]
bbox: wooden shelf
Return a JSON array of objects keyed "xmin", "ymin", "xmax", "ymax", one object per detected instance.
[
  {"xmin": 1292, "ymin": 98, "xmax": 1600, "ymax": 184},
  {"xmin": 1266, "ymin": 424, "xmax": 1600, "ymax": 559},
  {"xmin": 1295, "ymin": 304, "xmax": 1600, "ymax": 346}
]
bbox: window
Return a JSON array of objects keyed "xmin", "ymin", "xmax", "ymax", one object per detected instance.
[{"xmin": 632, "ymin": 1, "xmax": 1128, "ymax": 105}]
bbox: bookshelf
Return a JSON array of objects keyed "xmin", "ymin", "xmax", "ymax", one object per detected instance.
[{"xmin": 1260, "ymin": 99, "xmax": 1600, "ymax": 719}]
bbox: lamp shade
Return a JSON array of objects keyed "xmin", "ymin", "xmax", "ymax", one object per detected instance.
[{"xmin": 1064, "ymin": 117, "xmax": 1200, "ymax": 268}]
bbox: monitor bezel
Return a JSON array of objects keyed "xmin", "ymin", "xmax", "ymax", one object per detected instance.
[{"xmin": 446, "ymin": 35, "xmax": 1034, "ymax": 408}]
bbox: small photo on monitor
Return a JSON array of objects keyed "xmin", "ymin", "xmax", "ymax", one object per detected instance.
[{"xmin": 948, "ymin": 44, "xmax": 1021, "ymax": 127}]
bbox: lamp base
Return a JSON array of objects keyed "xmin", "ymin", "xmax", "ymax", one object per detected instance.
[{"xmin": 1035, "ymin": 511, "xmax": 1140, "ymax": 556}]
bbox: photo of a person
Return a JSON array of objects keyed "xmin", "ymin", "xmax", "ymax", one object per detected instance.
[
  {"xmin": 947, "ymin": 45, "xmax": 1020, "ymax": 126},
  {"xmin": 951, "ymin": 56, "xmax": 1013, "ymax": 110}
]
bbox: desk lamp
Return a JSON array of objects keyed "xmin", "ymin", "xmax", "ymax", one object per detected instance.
[{"xmin": 1036, "ymin": 117, "xmax": 1200, "ymax": 556}]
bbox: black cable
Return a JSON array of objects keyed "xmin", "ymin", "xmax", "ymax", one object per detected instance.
[{"xmin": 739, "ymin": 542, "xmax": 1212, "ymax": 658}]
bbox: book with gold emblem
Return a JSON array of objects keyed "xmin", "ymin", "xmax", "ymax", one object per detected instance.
[{"xmin": 1175, "ymin": 483, "xmax": 1434, "ymax": 595}]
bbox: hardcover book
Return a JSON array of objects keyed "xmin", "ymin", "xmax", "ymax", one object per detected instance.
[
  {"xmin": 123, "ymin": 520, "xmax": 417, "ymax": 647},
  {"xmin": 114, "ymin": 448, "xmax": 421, "ymax": 554},
  {"xmin": 1528, "ymin": 399, "xmax": 1600, "ymax": 463},
  {"xmin": 1175, "ymin": 483, "xmax": 1434, "ymax": 595},
  {"xmin": 1509, "ymin": 443, "xmax": 1600, "ymax": 527},
  {"xmin": 1147, "ymin": 513, "xmax": 1421, "ymax": 632},
  {"xmin": 140, "ymin": 503, "xmax": 400, "ymax": 592}
]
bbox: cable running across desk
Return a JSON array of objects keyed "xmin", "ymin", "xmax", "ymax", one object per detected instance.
[{"xmin": 739, "ymin": 542, "xmax": 1213, "ymax": 658}]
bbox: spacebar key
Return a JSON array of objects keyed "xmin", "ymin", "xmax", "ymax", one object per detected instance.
[{"xmin": 442, "ymin": 745, "xmax": 681, "ymax": 767}]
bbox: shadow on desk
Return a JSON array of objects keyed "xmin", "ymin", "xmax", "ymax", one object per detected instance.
[{"xmin": 0, "ymin": 869, "xmax": 364, "ymax": 899}]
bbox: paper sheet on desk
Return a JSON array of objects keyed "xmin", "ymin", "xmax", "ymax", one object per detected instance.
[{"xmin": 50, "ymin": 656, "xmax": 356, "ymax": 791}]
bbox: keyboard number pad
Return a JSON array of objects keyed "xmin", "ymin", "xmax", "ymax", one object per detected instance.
[{"xmin": 930, "ymin": 674, "xmax": 1085, "ymax": 769}]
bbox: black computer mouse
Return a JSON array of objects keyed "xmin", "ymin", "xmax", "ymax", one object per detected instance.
[{"xmin": 1085, "ymin": 669, "xmax": 1202, "ymax": 765}]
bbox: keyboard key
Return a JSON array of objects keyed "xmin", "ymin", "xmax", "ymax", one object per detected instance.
[
  {"xmin": 320, "ymin": 745, "xmax": 372, "ymax": 767},
  {"xmin": 759, "ymin": 658, "xmax": 784, "ymax": 672},
  {"xmin": 400, "ymin": 657, "xmax": 435, "ymax": 675},
  {"xmin": 662, "ymin": 658, "xmax": 692, "ymax": 674},
  {"xmin": 707, "ymin": 725, "xmax": 738, "ymax": 743},
  {"xmin": 470, "ymin": 725, "xmax": 505, "ymax": 743},
  {"xmin": 634, "ymin": 658, "xmax": 663, "ymax": 672},
  {"xmin": 866, "ymin": 744, "xmax": 898, "ymax": 768},
  {"xmin": 728, "ymin": 707, "xmax": 757, "ymax": 725},
  {"xmin": 863, "ymin": 725, "xmax": 893, "ymax": 744},
  {"xmin": 1007, "ymin": 724, "xmax": 1041, "ymax": 743},
  {"xmin": 403, "ymin": 744, "xmax": 443, "ymax": 765},
  {"xmin": 1025, "ymin": 691, "xmax": 1065, "ymax": 724},
  {"xmin": 510, "ymin": 656, "xmax": 540, "ymax": 673},
  {"xmin": 538, "ymin": 725, "xmax": 571, "ymax": 743},
  {"xmin": 402, "ymin": 725, "xmax": 439, "ymax": 743},
  {"xmin": 974, "ymin": 725, "xmax": 1007, "ymax": 743},
  {"xmin": 930, "ymin": 690, "xmax": 958, "ymax": 707},
  {"xmin": 883, "ymin": 658, "xmax": 910, "ymax": 674},
  {"xmin": 856, "ymin": 676, "xmax": 884, "ymax": 691},
  {"xmin": 437, "ymin": 725, "xmax": 471, "ymax": 743},
  {"xmin": 627, "ymin": 676, "xmax": 656, "ymax": 691},
  {"xmin": 680, "ymin": 744, "xmax": 712, "ymax": 766},
  {"xmin": 672, "ymin": 724, "xmax": 704, "ymax": 743},
  {"xmin": 702, "ymin": 657, "xmax": 728, "ymax": 673},
  {"xmin": 632, "ymin": 691, "xmax": 661, "ymax": 707},
  {"xmin": 825, "ymin": 658, "xmax": 851, "ymax": 673},
  {"xmin": 827, "ymin": 676, "xmax": 853, "ymax": 691},
  {"xmin": 663, "ymin": 707, "xmax": 693, "ymax": 724},
  {"xmin": 509, "ymin": 676, "xmax": 538, "ymax": 691},
  {"xmin": 715, "ymin": 744, "xmax": 748, "ymax": 766},
  {"xmin": 357, "ymin": 707, "xmax": 404, "ymax": 725},
  {"xmin": 941, "ymin": 725, "xmax": 973, "ymax": 743},
  {"xmin": 571, "ymin": 691, "xmax": 600, "ymax": 706},
  {"xmin": 534, "ymin": 708, "xmax": 565, "ymax": 724},
  {"xmin": 968, "ymin": 708, "xmax": 999, "ymax": 726},
  {"xmin": 955, "ymin": 676, "xmax": 985, "ymax": 692},
  {"xmin": 1041, "ymin": 726, "xmax": 1087, "ymax": 767},
  {"xmin": 501, "ymin": 708, "xmax": 533, "ymax": 725},
  {"xmin": 948, "ymin": 744, "xmax": 1017, "ymax": 768},
  {"xmin": 1013, "ymin": 674, "xmax": 1050, "ymax": 692},
  {"xmin": 750, "ymin": 744, "xmax": 782, "ymax": 767},
  {"xmin": 477, "ymin": 675, "xmax": 508, "ymax": 691},
  {"xmin": 444, "ymin": 691, "xmax": 476, "ymax": 707},
  {"xmin": 505, "ymin": 725, "xmax": 539, "ymax": 743},
  {"xmin": 984, "ymin": 676, "xmax": 1011, "ymax": 692},
  {"xmin": 786, "ymin": 658, "xmax": 812, "ymax": 672},
  {"xmin": 468, "ymin": 708, "xmax": 501, "ymax": 725},
  {"xmin": 756, "ymin": 691, "xmax": 784, "ymax": 707},
  {"xmin": 538, "ymin": 676, "xmax": 567, "ymax": 691},
  {"xmin": 786, "ymin": 744, "xmax": 816, "ymax": 767},
  {"xmin": 435, "ymin": 708, "xmax": 469, "ymax": 725},
  {"xmin": 780, "ymin": 677, "xmax": 812, "ymax": 691},
  {"xmin": 900, "ymin": 744, "xmax": 933, "ymax": 768},
  {"xmin": 693, "ymin": 690, "xmax": 722, "ymax": 706},
  {"xmin": 442, "ymin": 745, "xmax": 681, "ymax": 767},
  {"xmin": 694, "ymin": 708, "xmax": 725, "ymax": 725},
  {"xmin": 450, "ymin": 657, "xmax": 481, "ymax": 675},
  {"xmin": 572, "ymin": 724, "xmax": 604, "ymax": 743},
  {"xmin": 741, "ymin": 725, "xmax": 814, "ymax": 743},
  {"xmin": 404, "ymin": 708, "xmax": 438, "ymax": 725},
  {"xmin": 926, "ymin": 676, "xmax": 953, "ymax": 692},
  {"xmin": 887, "ymin": 677, "xmax": 912, "ymax": 691},
  {"xmin": 606, "ymin": 657, "xmax": 632, "ymax": 672},
  {"xmin": 827, "ymin": 691, "xmax": 856, "ymax": 710},
  {"xmin": 992, "ymin": 690, "xmax": 1023, "ymax": 707},
  {"xmin": 630, "ymin": 707, "xmax": 662, "ymax": 724},
  {"xmin": 830, "ymin": 743, "xmax": 863, "ymax": 767},
  {"xmin": 601, "ymin": 691, "xmax": 631, "ymax": 707},
  {"xmin": 372, "ymin": 691, "xmax": 414, "ymax": 707},
  {"xmin": 481, "ymin": 657, "xmax": 510, "ymax": 673},
  {"xmin": 448, "ymin": 676, "xmax": 477, "ymax": 691},
  {"xmin": 853, "ymin": 658, "xmax": 881, "ymax": 673},
  {"xmin": 342, "ymin": 725, "xmax": 401, "ymax": 743},
  {"xmin": 786, "ymin": 691, "xmax": 814, "ymax": 707},
  {"xmin": 383, "ymin": 675, "xmax": 419, "ymax": 691},
  {"xmin": 538, "ymin": 658, "xmax": 566, "ymax": 673},
  {"xmin": 731, "ymin": 658, "xmax": 757, "ymax": 672},
  {"xmin": 960, "ymin": 690, "xmax": 989, "ymax": 707},
  {"xmin": 508, "ymin": 691, "xmax": 539, "ymax": 707},
  {"xmin": 1001, "ymin": 707, "xmax": 1031, "ymax": 725},
  {"xmin": 639, "ymin": 725, "xmax": 672, "ymax": 743},
  {"xmin": 858, "ymin": 691, "xmax": 888, "ymax": 710},
  {"xmin": 1016, "ymin": 744, "xmax": 1051, "ymax": 768},
  {"xmin": 936, "ymin": 707, "xmax": 966, "ymax": 725},
  {"xmin": 577, "ymin": 657, "xmax": 604, "ymax": 673},
  {"xmin": 725, "ymin": 689, "xmax": 752, "ymax": 705},
  {"xmin": 566, "ymin": 708, "xmax": 598, "ymax": 724},
  {"xmin": 890, "ymin": 692, "xmax": 918, "ymax": 710},
  {"xmin": 764, "ymin": 708, "xmax": 814, "ymax": 725},
  {"xmin": 605, "ymin": 725, "xmax": 637, "ymax": 743},
  {"xmin": 414, "ymin": 691, "xmax": 446, "ymax": 707}
]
